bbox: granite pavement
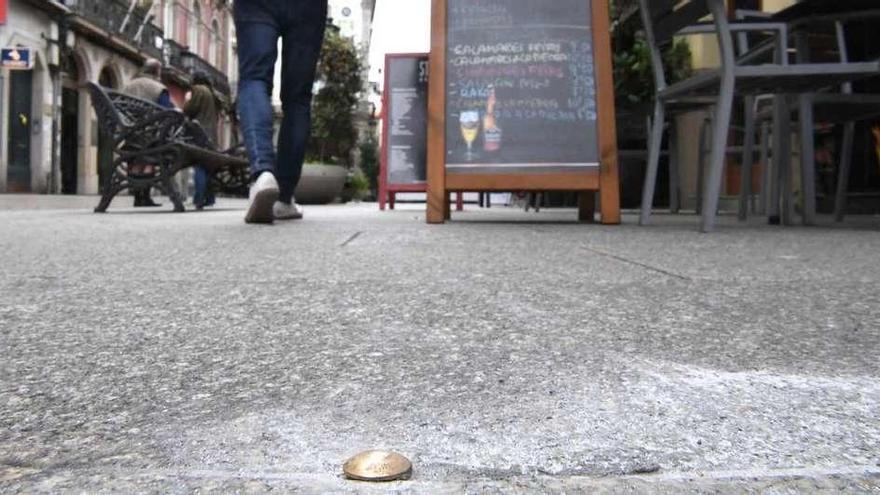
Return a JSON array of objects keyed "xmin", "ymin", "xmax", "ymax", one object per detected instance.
[{"xmin": 1, "ymin": 196, "xmax": 879, "ymax": 493}]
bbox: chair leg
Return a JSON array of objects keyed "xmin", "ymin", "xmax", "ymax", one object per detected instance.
[
  {"xmin": 639, "ymin": 100, "xmax": 666, "ymax": 225},
  {"xmin": 668, "ymin": 120, "xmax": 680, "ymax": 214},
  {"xmin": 696, "ymin": 116, "xmax": 711, "ymax": 216},
  {"xmin": 701, "ymin": 85, "xmax": 736, "ymax": 233},
  {"xmin": 769, "ymin": 96, "xmax": 792, "ymax": 225},
  {"xmin": 739, "ymin": 96, "xmax": 757, "ymax": 221},
  {"xmin": 759, "ymin": 121, "xmax": 771, "ymax": 216},
  {"xmin": 834, "ymin": 121, "xmax": 855, "ymax": 222},
  {"xmin": 798, "ymin": 94, "xmax": 817, "ymax": 226},
  {"xmin": 779, "ymin": 98, "xmax": 795, "ymax": 226}
]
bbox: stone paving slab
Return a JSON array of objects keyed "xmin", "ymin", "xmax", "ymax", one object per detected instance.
[{"xmin": 1, "ymin": 198, "xmax": 879, "ymax": 492}]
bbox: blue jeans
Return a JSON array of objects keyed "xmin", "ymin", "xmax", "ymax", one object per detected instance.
[
  {"xmin": 193, "ymin": 166, "xmax": 214, "ymax": 207},
  {"xmin": 234, "ymin": 0, "xmax": 327, "ymax": 204}
]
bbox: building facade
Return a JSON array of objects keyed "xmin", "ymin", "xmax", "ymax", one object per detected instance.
[
  {"xmin": 329, "ymin": 0, "xmax": 374, "ymax": 49},
  {"xmin": 0, "ymin": 0, "xmax": 235, "ymax": 196}
]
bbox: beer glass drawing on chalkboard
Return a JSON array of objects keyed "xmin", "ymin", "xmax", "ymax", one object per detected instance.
[{"xmin": 459, "ymin": 110, "xmax": 481, "ymax": 161}]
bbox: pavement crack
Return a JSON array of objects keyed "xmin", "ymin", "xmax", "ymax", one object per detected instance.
[
  {"xmin": 340, "ymin": 231, "xmax": 364, "ymax": 248},
  {"xmin": 583, "ymin": 246, "xmax": 691, "ymax": 281}
]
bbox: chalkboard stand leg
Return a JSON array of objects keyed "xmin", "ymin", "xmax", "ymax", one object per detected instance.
[
  {"xmin": 379, "ymin": 189, "xmax": 387, "ymax": 211},
  {"xmin": 389, "ymin": 192, "xmax": 396, "ymax": 210},
  {"xmin": 578, "ymin": 192, "xmax": 596, "ymax": 223},
  {"xmin": 444, "ymin": 194, "xmax": 452, "ymax": 220},
  {"xmin": 456, "ymin": 192, "xmax": 464, "ymax": 211}
]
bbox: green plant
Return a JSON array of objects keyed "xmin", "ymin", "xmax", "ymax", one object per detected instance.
[
  {"xmin": 349, "ymin": 169, "xmax": 370, "ymax": 199},
  {"xmin": 611, "ymin": 2, "xmax": 693, "ymax": 107},
  {"xmin": 358, "ymin": 130, "xmax": 380, "ymax": 194},
  {"xmin": 307, "ymin": 26, "xmax": 363, "ymax": 167}
]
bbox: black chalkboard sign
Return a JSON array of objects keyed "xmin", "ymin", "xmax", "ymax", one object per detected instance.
[
  {"xmin": 426, "ymin": 0, "xmax": 620, "ymax": 225},
  {"xmin": 384, "ymin": 55, "xmax": 429, "ymax": 185},
  {"xmin": 445, "ymin": 0, "xmax": 599, "ymax": 173}
]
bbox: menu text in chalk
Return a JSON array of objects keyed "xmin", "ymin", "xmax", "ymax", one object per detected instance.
[
  {"xmin": 426, "ymin": 0, "xmax": 620, "ymax": 225},
  {"xmin": 445, "ymin": 0, "xmax": 599, "ymax": 172}
]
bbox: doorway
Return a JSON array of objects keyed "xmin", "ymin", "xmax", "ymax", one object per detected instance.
[
  {"xmin": 61, "ymin": 87, "xmax": 79, "ymax": 194},
  {"xmin": 7, "ymin": 70, "xmax": 33, "ymax": 192},
  {"xmin": 60, "ymin": 53, "xmax": 81, "ymax": 195}
]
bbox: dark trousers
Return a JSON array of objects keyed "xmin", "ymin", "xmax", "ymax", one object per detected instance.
[
  {"xmin": 234, "ymin": 0, "xmax": 327, "ymax": 203},
  {"xmin": 193, "ymin": 166, "xmax": 215, "ymax": 207}
]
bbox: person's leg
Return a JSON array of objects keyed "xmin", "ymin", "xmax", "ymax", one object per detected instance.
[
  {"xmin": 176, "ymin": 168, "xmax": 190, "ymax": 204},
  {"xmin": 206, "ymin": 181, "xmax": 216, "ymax": 206},
  {"xmin": 235, "ymin": 16, "xmax": 280, "ymax": 180},
  {"xmin": 131, "ymin": 164, "xmax": 160, "ymax": 207},
  {"xmin": 194, "ymin": 166, "xmax": 207, "ymax": 208},
  {"xmin": 235, "ymin": 3, "xmax": 283, "ymax": 223},
  {"xmin": 276, "ymin": 1, "xmax": 328, "ymax": 204}
]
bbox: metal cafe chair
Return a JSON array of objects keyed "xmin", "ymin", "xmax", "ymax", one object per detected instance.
[
  {"xmin": 637, "ymin": 0, "xmax": 880, "ymax": 232},
  {"xmin": 737, "ymin": 11, "xmax": 880, "ymax": 224},
  {"xmin": 813, "ymin": 20, "xmax": 880, "ymax": 223}
]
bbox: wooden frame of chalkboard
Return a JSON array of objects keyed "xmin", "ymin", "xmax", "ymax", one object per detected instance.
[
  {"xmin": 380, "ymin": 53, "xmax": 431, "ymax": 211},
  {"xmin": 426, "ymin": 0, "xmax": 620, "ymax": 224}
]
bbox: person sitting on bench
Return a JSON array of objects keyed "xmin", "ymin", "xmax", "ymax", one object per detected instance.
[{"xmin": 123, "ymin": 58, "xmax": 176, "ymax": 207}]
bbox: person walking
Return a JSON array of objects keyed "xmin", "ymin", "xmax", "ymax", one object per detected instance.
[
  {"xmin": 185, "ymin": 72, "xmax": 220, "ymax": 209},
  {"xmin": 124, "ymin": 58, "xmax": 175, "ymax": 207},
  {"xmin": 234, "ymin": 0, "xmax": 328, "ymax": 224}
]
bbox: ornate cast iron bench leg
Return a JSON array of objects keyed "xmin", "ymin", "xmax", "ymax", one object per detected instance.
[{"xmin": 94, "ymin": 158, "xmax": 130, "ymax": 213}]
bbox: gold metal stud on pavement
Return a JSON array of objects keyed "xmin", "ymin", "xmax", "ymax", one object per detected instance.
[{"xmin": 343, "ymin": 450, "xmax": 413, "ymax": 482}]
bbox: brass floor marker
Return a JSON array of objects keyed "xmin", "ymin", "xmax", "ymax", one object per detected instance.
[{"xmin": 343, "ymin": 450, "xmax": 412, "ymax": 482}]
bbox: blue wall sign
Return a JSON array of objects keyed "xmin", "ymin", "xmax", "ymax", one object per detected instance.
[{"xmin": 2, "ymin": 48, "xmax": 33, "ymax": 69}]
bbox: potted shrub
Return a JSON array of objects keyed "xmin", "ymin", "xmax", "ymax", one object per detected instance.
[{"xmin": 295, "ymin": 25, "xmax": 363, "ymax": 204}]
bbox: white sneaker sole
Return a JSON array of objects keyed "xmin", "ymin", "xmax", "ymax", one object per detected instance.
[
  {"xmin": 245, "ymin": 187, "xmax": 280, "ymax": 224},
  {"xmin": 275, "ymin": 212, "xmax": 304, "ymax": 221}
]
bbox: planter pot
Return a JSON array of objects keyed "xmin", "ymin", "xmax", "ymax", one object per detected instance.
[{"xmin": 294, "ymin": 164, "xmax": 347, "ymax": 204}]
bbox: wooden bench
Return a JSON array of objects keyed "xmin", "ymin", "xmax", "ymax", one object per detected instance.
[{"xmin": 86, "ymin": 82, "xmax": 250, "ymax": 213}]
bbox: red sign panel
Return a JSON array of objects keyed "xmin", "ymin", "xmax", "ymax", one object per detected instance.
[{"xmin": 0, "ymin": 0, "xmax": 8, "ymax": 25}]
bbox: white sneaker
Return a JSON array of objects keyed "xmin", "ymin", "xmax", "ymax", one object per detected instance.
[
  {"xmin": 245, "ymin": 172, "xmax": 280, "ymax": 224},
  {"xmin": 273, "ymin": 201, "xmax": 304, "ymax": 220}
]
